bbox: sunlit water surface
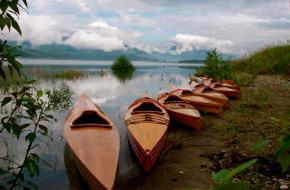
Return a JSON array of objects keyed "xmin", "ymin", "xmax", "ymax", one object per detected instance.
[{"xmin": 1, "ymin": 59, "xmax": 203, "ymax": 189}]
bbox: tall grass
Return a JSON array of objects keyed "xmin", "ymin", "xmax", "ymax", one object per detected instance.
[
  {"xmin": 232, "ymin": 43, "xmax": 290, "ymax": 75},
  {"xmin": 49, "ymin": 68, "xmax": 84, "ymax": 80}
]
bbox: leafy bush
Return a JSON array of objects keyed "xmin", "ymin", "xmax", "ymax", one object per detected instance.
[
  {"xmin": 195, "ymin": 49, "xmax": 235, "ymax": 80},
  {"xmin": 111, "ymin": 55, "xmax": 135, "ymax": 83},
  {"xmin": 111, "ymin": 55, "xmax": 135, "ymax": 72},
  {"xmin": 45, "ymin": 85, "xmax": 73, "ymax": 111}
]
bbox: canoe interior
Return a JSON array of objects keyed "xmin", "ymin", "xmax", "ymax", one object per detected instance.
[
  {"xmin": 163, "ymin": 95, "xmax": 184, "ymax": 103},
  {"xmin": 132, "ymin": 102, "xmax": 163, "ymax": 113},
  {"xmin": 180, "ymin": 89, "xmax": 194, "ymax": 95},
  {"xmin": 72, "ymin": 110, "xmax": 112, "ymax": 127}
]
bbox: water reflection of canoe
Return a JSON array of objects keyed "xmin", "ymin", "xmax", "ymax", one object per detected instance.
[
  {"xmin": 191, "ymin": 84, "xmax": 229, "ymax": 108},
  {"xmin": 125, "ymin": 92, "xmax": 169, "ymax": 172},
  {"xmin": 169, "ymin": 84, "xmax": 223, "ymax": 116},
  {"xmin": 63, "ymin": 93, "xmax": 120, "ymax": 190},
  {"xmin": 157, "ymin": 88, "xmax": 202, "ymax": 131}
]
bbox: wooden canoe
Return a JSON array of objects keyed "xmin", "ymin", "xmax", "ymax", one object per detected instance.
[
  {"xmin": 63, "ymin": 93, "xmax": 120, "ymax": 190},
  {"xmin": 209, "ymin": 83, "xmax": 241, "ymax": 99},
  {"xmin": 157, "ymin": 88, "xmax": 202, "ymax": 131},
  {"xmin": 189, "ymin": 76, "xmax": 240, "ymax": 90},
  {"xmin": 125, "ymin": 92, "xmax": 169, "ymax": 172},
  {"xmin": 208, "ymin": 78, "xmax": 240, "ymax": 91},
  {"xmin": 169, "ymin": 83, "xmax": 223, "ymax": 116},
  {"xmin": 191, "ymin": 83, "xmax": 229, "ymax": 108}
]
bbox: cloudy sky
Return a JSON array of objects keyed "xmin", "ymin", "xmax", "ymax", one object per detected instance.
[{"xmin": 4, "ymin": 0, "xmax": 290, "ymax": 56}]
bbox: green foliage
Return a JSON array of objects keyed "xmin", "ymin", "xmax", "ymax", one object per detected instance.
[
  {"xmin": 0, "ymin": 79, "xmax": 56, "ymax": 189},
  {"xmin": 111, "ymin": 54, "xmax": 135, "ymax": 72},
  {"xmin": 212, "ymin": 159, "xmax": 258, "ymax": 190},
  {"xmin": 251, "ymin": 117, "xmax": 290, "ymax": 172},
  {"xmin": 0, "ymin": 41, "xmax": 23, "ymax": 80},
  {"xmin": 217, "ymin": 122, "xmax": 237, "ymax": 146},
  {"xmin": 193, "ymin": 70, "xmax": 204, "ymax": 77},
  {"xmin": 0, "ymin": 1, "xmax": 65, "ymax": 189},
  {"xmin": 45, "ymin": 85, "xmax": 73, "ymax": 111},
  {"xmin": 239, "ymin": 84, "xmax": 272, "ymax": 113},
  {"xmin": 0, "ymin": 0, "xmax": 28, "ymax": 81},
  {"xmin": 232, "ymin": 43, "xmax": 290, "ymax": 75},
  {"xmin": 48, "ymin": 68, "xmax": 85, "ymax": 80},
  {"xmin": 0, "ymin": 0, "xmax": 27, "ymax": 35},
  {"xmin": 234, "ymin": 73, "xmax": 256, "ymax": 87},
  {"xmin": 111, "ymin": 55, "xmax": 135, "ymax": 83},
  {"xmin": 195, "ymin": 49, "xmax": 235, "ymax": 80}
]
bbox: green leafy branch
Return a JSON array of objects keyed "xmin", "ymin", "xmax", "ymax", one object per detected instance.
[{"xmin": 0, "ymin": 80, "xmax": 56, "ymax": 189}]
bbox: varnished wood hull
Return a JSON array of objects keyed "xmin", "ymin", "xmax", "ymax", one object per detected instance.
[
  {"xmin": 125, "ymin": 92, "xmax": 169, "ymax": 172},
  {"xmin": 64, "ymin": 94, "xmax": 120, "ymax": 190},
  {"xmin": 183, "ymin": 96, "xmax": 223, "ymax": 116},
  {"xmin": 220, "ymin": 83, "xmax": 240, "ymax": 91},
  {"xmin": 127, "ymin": 126, "xmax": 167, "ymax": 172},
  {"xmin": 191, "ymin": 85, "xmax": 229, "ymax": 108},
  {"xmin": 213, "ymin": 87, "xmax": 241, "ymax": 99},
  {"xmin": 157, "ymin": 89, "xmax": 202, "ymax": 131},
  {"xmin": 170, "ymin": 89, "xmax": 223, "ymax": 116},
  {"xmin": 192, "ymin": 90, "xmax": 229, "ymax": 108},
  {"xmin": 167, "ymin": 109, "xmax": 202, "ymax": 131}
]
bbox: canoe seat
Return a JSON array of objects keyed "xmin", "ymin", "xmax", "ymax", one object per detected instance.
[
  {"xmin": 125, "ymin": 114, "xmax": 169, "ymax": 126},
  {"xmin": 71, "ymin": 111, "xmax": 112, "ymax": 128},
  {"xmin": 132, "ymin": 110, "xmax": 164, "ymax": 115},
  {"xmin": 166, "ymin": 104, "xmax": 195, "ymax": 110}
]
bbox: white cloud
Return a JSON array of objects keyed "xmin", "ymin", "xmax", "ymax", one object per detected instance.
[
  {"xmin": 64, "ymin": 21, "xmax": 126, "ymax": 51},
  {"xmin": 4, "ymin": 14, "xmax": 63, "ymax": 45},
  {"xmin": 171, "ymin": 34, "xmax": 234, "ymax": 54},
  {"xmin": 3, "ymin": 0, "xmax": 290, "ymax": 55},
  {"xmin": 65, "ymin": 30, "xmax": 125, "ymax": 51},
  {"xmin": 89, "ymin": 21, "xmax": 118, "ymax": 30}
]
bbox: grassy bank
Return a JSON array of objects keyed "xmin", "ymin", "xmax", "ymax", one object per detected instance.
[{"xmin": 232, "ymin": 43, "xmax": 290, "ymax": 75}]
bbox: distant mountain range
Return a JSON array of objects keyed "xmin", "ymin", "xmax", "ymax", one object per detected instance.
[{"xmin": 9, "ymin": 41, "xmax": 234, "ymax": 62}]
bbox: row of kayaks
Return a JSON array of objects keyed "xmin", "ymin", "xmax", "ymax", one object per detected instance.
[{"xmin": 63, "ymin": 76, "xmax": 241, "ymax": 189}]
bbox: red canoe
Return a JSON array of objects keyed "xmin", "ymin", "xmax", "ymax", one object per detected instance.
[
  {"xmin": 191, "ymin": 83, "xmax": 229, "ymax": 108},
  {"xmin": 169, "ymin": 83, "xmax": 224, "ymax": 116},
  {"xmin": 125, "ymin": 92, "xmax": 170, "ymax": 172},
  {"xmin": 157, "ymin": 88, "xmax": 202, "ymax": 131}
]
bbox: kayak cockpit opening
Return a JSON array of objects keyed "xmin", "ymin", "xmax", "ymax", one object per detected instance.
[
  {"xmin": 71, "ymin": 110, "xmax": 112, "ymax": 128},
  {"xmin": 181, "ymin": 89, "xmax": 194, "ymax": 95},
  {"xmin": 164, "ymin": 95, "xmax": 184, "ymax": 103},
  {"xmin": 202, "ymin": 87, "xmax": 215, "ymax": 92},
  {"xmin": 132, "ymin": 102, "xmax": 164, "ymax": 114}
]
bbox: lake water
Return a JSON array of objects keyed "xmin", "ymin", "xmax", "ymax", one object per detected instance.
[{"xmin": 1, "ymin": 59, "xmax": 204, "ymax": 189}]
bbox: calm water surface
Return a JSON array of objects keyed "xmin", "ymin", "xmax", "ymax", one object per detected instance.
[{"xmin": 4, "ymin": 59, "xmax": 203, "ymax": 189}]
